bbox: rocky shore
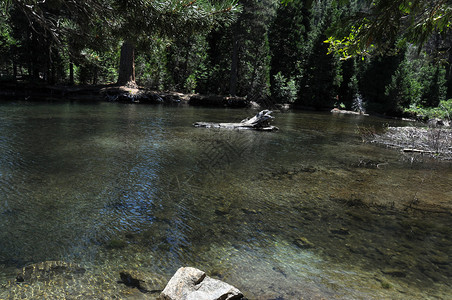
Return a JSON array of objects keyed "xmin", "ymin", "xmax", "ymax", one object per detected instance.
[
  {"xmin": 2, "ymin": 263, "xmax": 245, "ymax": 300},
  {"xmin": 0, "ymin": 83, "xmax": 251, "ymax": 108}
]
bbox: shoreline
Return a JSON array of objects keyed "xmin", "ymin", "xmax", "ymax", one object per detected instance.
[{"xmin": 0, "ymin": 82, "xmax": 447, "ymax": 122}]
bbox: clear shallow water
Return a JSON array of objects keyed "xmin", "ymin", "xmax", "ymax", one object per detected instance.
[{"xmin": 0, "ymin": 102, "xmax": 451, "ymax": 299}]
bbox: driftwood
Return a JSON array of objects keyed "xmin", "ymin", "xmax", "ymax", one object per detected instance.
[
  {"xmin": 331, "ymin": 108, "xmax": 369, "ymax": 116},
  {"xmin": 402, "ymin": 148, "xmax": 434, "ymax": 154},
  {"xmin": 194, "ymin": 110, "xmax": 278, "ymax": 131}
]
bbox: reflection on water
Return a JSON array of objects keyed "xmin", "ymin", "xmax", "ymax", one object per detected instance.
[{"xmin": 0, "ymin": 102, "xmax": 451, "ymax": 299}]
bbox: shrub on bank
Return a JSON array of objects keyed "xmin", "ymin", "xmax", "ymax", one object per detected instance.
[{"xmin": 405, "ymin": 99, "xmax": 452, "ymax": 121}]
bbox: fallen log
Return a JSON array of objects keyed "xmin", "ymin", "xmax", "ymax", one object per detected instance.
[
  {"xmin": 194, "ymin": 110, "xmax": 278, "ymax": 131},
  {"xmin": 402, "ymin": 148, "xmax": 434, "ymax": 154}
]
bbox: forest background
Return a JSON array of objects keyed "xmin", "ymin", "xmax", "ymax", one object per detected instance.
[{"xmin": 1, "ymin": 0, "xmax": 452, "ymax": 119}]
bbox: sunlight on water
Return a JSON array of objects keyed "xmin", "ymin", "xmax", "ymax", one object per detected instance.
[{"xmin": 0, "ymin": 102, "xmax": 451, "ymax": 299}]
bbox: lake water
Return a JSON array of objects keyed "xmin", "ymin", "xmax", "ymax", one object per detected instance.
[{"xmin": 0, "ymin": 102, "xmax": 451, "ymax": 299}]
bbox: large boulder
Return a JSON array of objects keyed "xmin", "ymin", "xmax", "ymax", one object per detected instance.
[{"xmin": 160, "ymin": 267, "xmax": 244, "ymax": 300}]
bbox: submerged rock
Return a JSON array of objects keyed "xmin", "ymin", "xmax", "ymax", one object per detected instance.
[
  {"xmin": 294, "ymin": 237, "xmax": 315, "ymax": 249},
  {"xmin": 119, "ymin": 270, "xmax": 165, "ymax": 293},
  {"xmin": 160, "ymin": 267, "xmax": 244, "ymax": 300},
  {"xmin": 214, "ymin": 207, "xmax": 231, "ymax": 216},
  {"xmin": 106, "ymin": 238, "xmax": 128, "ymax": 249},
  {"xmin": 381, "ymin": 268, "xmax": 407, "ymax": 278},
  {"xmin": 241, "ymin": 208, "xmax": 258, "ymax": 215},
  {"xmin": 330, "ymin": 227, "xmax": 350, "ymax": 235},
  {"xmin": 16, "ymin": 261, "xmax": 86, "ymax": 283}
]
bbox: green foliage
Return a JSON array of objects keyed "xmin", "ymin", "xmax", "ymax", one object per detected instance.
[
  {"xmin": 77, "ymin": 48, "xmax": 119, "ymax": 84},
  {"xmin": 1, "ymin": 0, "xmax": 451, "ymax": 120},
  {"xmin": 272, "ymin": 72, "xmax": 297, "ymax": 103},
  {"xmin": 358, "ymin": 52, "xmax": 404, "ymax": 113},
  {"xmin": 0, "ymin": 19, "xmax": 16, "ymax": 51},
  {"xmin": 419, "ymin": 64, "xmax": 447, "ymax": 108},
  {"xmin": 296, "ymin": 0, "xmax": 343, "ymax": 108},
  {"xmin": 268, "ymin": 0, "xmax": 307, "ymax": 103},
  {"xmin": 197, "ymin": 0, "xmax": 277, "ymax": 98},
  {"xmin": 232, "ymin": 0, "xmax": 277, "ymax": 98},
  {"xmin": 165, "ymin": 34, "xmax": 210, "ymax": 92},
  {"xmin": 326, "ymin": 0, "xmax": 452, "ymax": 57},
  {"xmin": 384, "ymin": 48, "xmax": 423, "ymax": 113},
  {"xmin": 135, "ymin": 40, "xmax": 170, "ymax": 90},
  {"xmin": 196, "ymin": 26, "xmax": 232, "ymax": 95},
  {"xmin": 405, "ymin": 99, "xmax": 452, "ymax": 120},
  {"xmin": 184, "ymin": 74, "xmax": 197, "ymax": 93},
  {"xmin": 269, "ymin": 0, "xmax": 307, "ymax": 78},
  {"xmin": 113, "ymin": 0, "xmax": 241, "ymax": 42},
  {"xmin": 324, "ymin": 24, "xmax": 374, "ymax": 60},
  {"xmin": 0, "ymin": 14, "xmax": 17, "ymax": 78}
]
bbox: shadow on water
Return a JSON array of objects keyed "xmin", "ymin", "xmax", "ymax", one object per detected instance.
[{"xmin": 0, "ymin": 103, "xmax": 450, "ymax": 299}]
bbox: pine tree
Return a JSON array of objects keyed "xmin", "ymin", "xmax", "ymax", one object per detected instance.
[
  {"xmin": 113, "ymin": 0, "xmax": 240, "ymax": 86},
  {"xmin": 228, "ymin": 0, "xmax": 277, "ymax": 98},
  {"xmin": 296, "ymin": 0, "xmax": 342, "ymax": 109},
  {"xmin": 268, "ymin": 0, "xmax": 308, "ymax": 84},
  {"xmin": 359, "ymin": 54, "xmax": 404, "ymax": 113}
]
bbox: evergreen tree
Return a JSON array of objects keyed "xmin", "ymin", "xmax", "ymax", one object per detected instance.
[
  {"xmin": 197, "ymin": 26, "xmax": 233, "ymax": 95},
  {"xmin": 296, "ymin": 0, "xmax": 342, "ymax": 109},
  {"xmin": 197, "ymin": 0, "xmax": 277, "ymax": 98},
  {"xmin": 228, "ymin": 0, "xmax": 277, "ymax": 98},
  {"xmin": 0, "ymin": 9, "xmax": 17, "ymax": 80},
  {"xmin": 113, "ymin": 0, "xmax": 240, "ymax": 86},
  {"xmin": 359, "ymin": 54, "xmax": 403, "ymax": 113},
  {"xmin": 337, "ymin": 58, "xmax": 359, "ymax": 107},
  {"xmin": 164, "ymin": 34, "xmax": 210, "ymax": 93},
  {"xmin": 384, "ymin": 46, "xmax": 425, "ymax": 113},
  {"xmin": 419, "ymin": 64, "xmax": 447, "ymax": 108},
  {"xmin": 2, "ymin": 0, "xmax": 240, "ymax": 86},
  {"xmin": 268, "ymin": 0, "xmax": 308, "ymax": 102},
  {"xmin": 298, "ymin": 33, "xmax": 342, "ymax": 109}
]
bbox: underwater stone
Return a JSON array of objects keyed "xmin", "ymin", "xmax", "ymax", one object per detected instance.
[
  {"xmin": 119, "ymin": 270, "xmax": 165, "ymax": 293},
  {"xmin": 430, "ymin": 254, "xmax": 449, "ymax": 265},
  {"xmin": 160, "ymin": 267, "xmax": 244, "ymax": 300},
  {"xmin": 16, "ymin": 261, "xmax": 86, "ymax": 283},
  {"xmin": 381, "ymin": 268, "xmax": 407, "ymax": 277},
  {"xmin": 293, "ymin": 237, "xmax": 315, "ymax": 249},
  {"xmin": 106, "ymin": 239, "xmax": 127, "ymax": 249},
  {"xmin": 330, "ymin": 228, "xmax": 350, "ymax": 235},
  {"xmin": 241, "ymin": 208, "xmax": 258, "ymax": 215},
  {"xmin": 215, "ymin": 207, "xmax": 230, "ymax": 216}
]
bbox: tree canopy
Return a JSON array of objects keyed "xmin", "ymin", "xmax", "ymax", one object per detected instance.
[
  {"xmin": 1, "ymin": 0, "xmax": 452, "ymax": 119},
  {"xmin": 326, "ymin": 0, "xmax": 452, "ymax": 58}
]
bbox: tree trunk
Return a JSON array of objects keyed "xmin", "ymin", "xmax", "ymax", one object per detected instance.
[
  {"xmin": 229, "ymin": 32, "xmax": 239, "ymax": 96},
  {"xmin": 13, "ymin": 61, "xmax": 17, "ymax": 81},
  {"xmin": 446, "ymin": 51, "xmax": 452, "ymax": 99},
  {"xmin": 92, "ymin": 66, "xmax": 98, "ymax": 85},
  {"xmin": 69, "ymin": 62, "xmax": 74, "ymax": 85},
  {"xmin": 117, "ymin": 41, "xmax": 136, "ymax": 86}
]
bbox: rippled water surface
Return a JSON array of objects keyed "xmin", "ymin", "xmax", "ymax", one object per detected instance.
[{"xmin": 0, "ymin": 102, "xmax": 451, "ymax": 299}]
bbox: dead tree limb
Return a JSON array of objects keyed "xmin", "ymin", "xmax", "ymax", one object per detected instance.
[{"xmin": 194, "ymin": 110, "xmax": 278, "ymax": 131}]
